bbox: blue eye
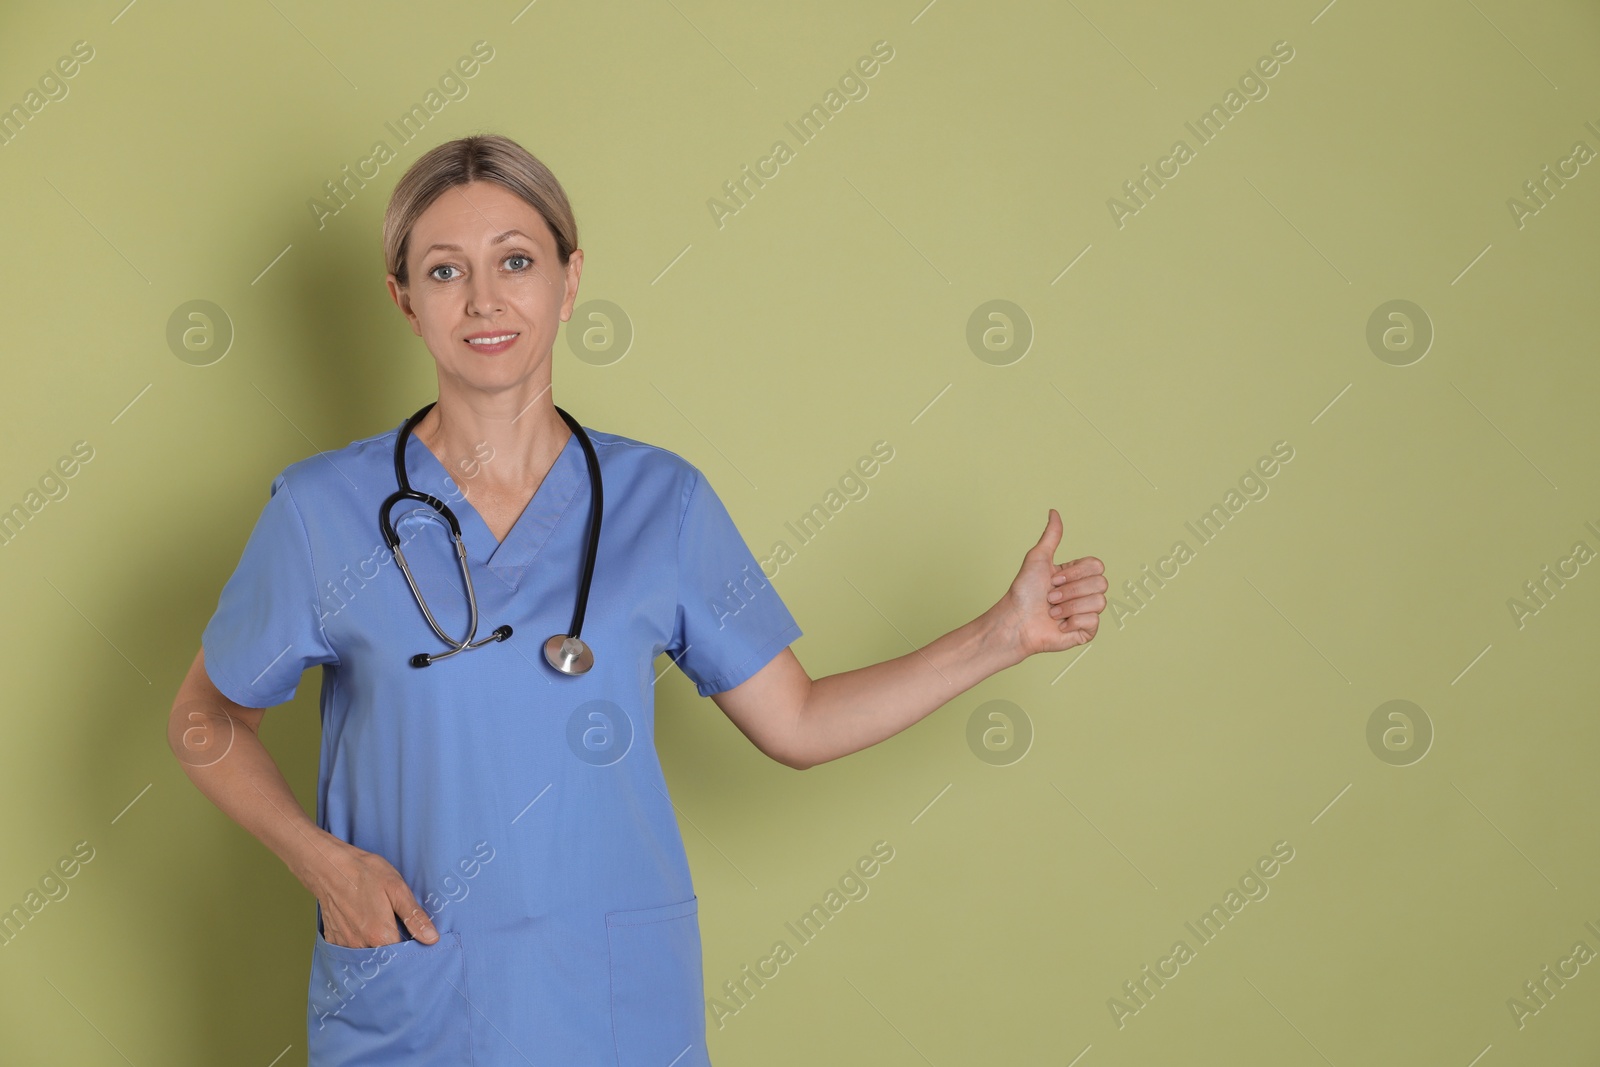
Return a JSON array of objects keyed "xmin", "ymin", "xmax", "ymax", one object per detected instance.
[{"xmin": 426, "ymin": 254, "xmax": 532, "ymax": 282}]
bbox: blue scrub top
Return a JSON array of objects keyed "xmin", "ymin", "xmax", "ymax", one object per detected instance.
[{"xmin": 201, "ymin": 414, "xmax": 802, "ymax": 1066}]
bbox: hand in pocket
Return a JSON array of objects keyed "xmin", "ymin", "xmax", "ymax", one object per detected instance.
[{"xmin": 311, "ymin": 838, "xmax": 438, "ymax": 949}]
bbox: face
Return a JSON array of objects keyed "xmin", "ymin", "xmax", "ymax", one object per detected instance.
[{"xmin": 386, "ymin": 180, "xmax": 582, "ymax": 398}]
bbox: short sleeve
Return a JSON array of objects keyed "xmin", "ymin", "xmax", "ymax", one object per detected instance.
[
  {"xmin": 201, "ymin": 471, "xmax": 339, "ymax": 708},
  {"xmin": 666, "ymin": 469, "xmax": 802, "ymax": 697}
]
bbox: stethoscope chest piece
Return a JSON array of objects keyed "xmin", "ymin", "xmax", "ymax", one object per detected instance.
[{"xmin": 544, "ymin": 634, "xmax": 594, "ymax": 675}]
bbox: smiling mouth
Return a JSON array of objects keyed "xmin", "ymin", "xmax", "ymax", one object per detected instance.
[{"xmin": 466, "ymin": 332, "xmax": 519, "ymax": 346}]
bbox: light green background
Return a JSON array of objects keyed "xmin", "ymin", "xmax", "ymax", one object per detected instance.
[{"xmin": 2, "ymin": 1, "xmax": 1597, "ymax": 1063}]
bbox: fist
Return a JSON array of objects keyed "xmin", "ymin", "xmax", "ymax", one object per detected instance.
[{"xmin": 995, "ymin": 508, "xmax": 1107, "ymax": 659}]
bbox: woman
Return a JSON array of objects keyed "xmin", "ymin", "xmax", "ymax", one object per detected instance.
[{"xmin": 168, "ymin": 133, "xmax": 1106, "ymax": 1066}]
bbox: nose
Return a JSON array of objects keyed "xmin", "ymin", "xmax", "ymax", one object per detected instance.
[{"xmin": 464, "ymin": 272, "xmax": 506, "ymax": 316}]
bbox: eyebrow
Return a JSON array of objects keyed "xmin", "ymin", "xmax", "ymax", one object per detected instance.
[{"xmin": 419, "ymin": 229, "xmax": 537, "ymax": 257}]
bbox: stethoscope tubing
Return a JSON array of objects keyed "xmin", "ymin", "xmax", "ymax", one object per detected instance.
[
  {"xmin": 378, "ymin": 401, "xmax": 601, "ymax": 671},
  {"xmin": 559, "ymin": 404, "xmax": 602, "ymax": 642}
]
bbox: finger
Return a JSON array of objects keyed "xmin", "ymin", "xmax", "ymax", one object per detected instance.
[
  {"xmin": 329, "ymin": 911, "xmax": 390, "ymax": 948},
  {"xmin": 1052, "ymin": 576, "xmax": 1109, "ymax": 603},
  {"xmin": 1059, "ymin": 555, "xmax": 1105, "ymax": 580},
  {"xmin": 1051, "ymin": 590, "xmax": 1108, "ymax": 615},
  {"xmin": 392, "ymin": 889, "xmax": 439, "ymax": 944},
  {"xmin": 1048, "ymin": 576, "xmax": 1107, "ymax": 603},
  {"xmin": 1052, "ymin": 557, "xmax": 1102, "ymax": 584},
  {"xmin": 1059, "ymin": 613, "xmax": 1099, "ymax": 637},
  {"xmin": 320, "ymin": 904, "xmax": 375, "ymax": 949},
  {"xmin": 321, "ymin": 915, "xmax": 350, "ymax": 948},
  {"xmin": 1052, "ymin": 621, "xmax": 1092, "ymax": 648},
  {"xmin": 1054, "ymin": 600, "xmax": 1101, "ymax": 627},
  {"xmin": 1023, "ymin": 508, "xmax": 1063, "ymax": 565}
]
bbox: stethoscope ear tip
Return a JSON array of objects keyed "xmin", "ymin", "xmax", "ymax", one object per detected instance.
[{"xmin": 409, "ymin": 653, "xmax": 433, "ymax": 668}]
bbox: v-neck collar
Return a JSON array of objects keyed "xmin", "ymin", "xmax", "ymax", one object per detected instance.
[{"xmin": 399, "ymin": 421, "xmax": 588, "ymax": 592}]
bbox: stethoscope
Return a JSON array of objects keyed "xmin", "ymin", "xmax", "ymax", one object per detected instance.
[{"xmin": 378, "ymin": 400, "xmax": 603, "ymax": 675}]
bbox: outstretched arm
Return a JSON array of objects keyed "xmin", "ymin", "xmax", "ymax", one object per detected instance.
[{"xmin": 710, "ymin": 508, "xmax": 1106, "ymax": 770}]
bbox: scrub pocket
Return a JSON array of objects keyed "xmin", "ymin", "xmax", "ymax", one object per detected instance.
[
  {"xmin": 606, "ymin": 895, "xmax": 710, "ymax": 1067},
  {"xmin": 307, "ymin": 923, "xmax": 473, "ymax": 1066}
]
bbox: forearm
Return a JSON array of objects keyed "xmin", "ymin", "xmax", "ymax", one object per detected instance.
[
  {"xmin": 788, "ymin": 604, "xmax": 1023, "ymax": 769},
  {"xmin": 169, "ymin": 712, "xmax": 344, "ymax": 893}
]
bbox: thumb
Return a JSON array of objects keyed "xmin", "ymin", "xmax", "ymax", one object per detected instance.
[
  {"xmin": 393, "ymin": 886, "xmax": 439, "ymax": 944},
  {"xmin": 1024, "ymin": 508, "xmax": 1063, "ymax": 564}
]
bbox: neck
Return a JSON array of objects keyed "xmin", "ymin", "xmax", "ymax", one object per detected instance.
[{"xmin": 414, "ymin": 385, "xmax": 571, "ymax": 493}]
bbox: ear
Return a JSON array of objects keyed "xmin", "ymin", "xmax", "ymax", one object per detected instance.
[
  {"xmin": 559, "ymin": 249, "xmax": 584, "ymax": 323},
  {"xmin": 386, "ymin": 275, "xmax": 421, "ymax": 335}
]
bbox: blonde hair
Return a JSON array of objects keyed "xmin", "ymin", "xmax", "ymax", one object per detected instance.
[{"xmin": 382, "ymin": 133, "xmax": 579, "ymax": 286}]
